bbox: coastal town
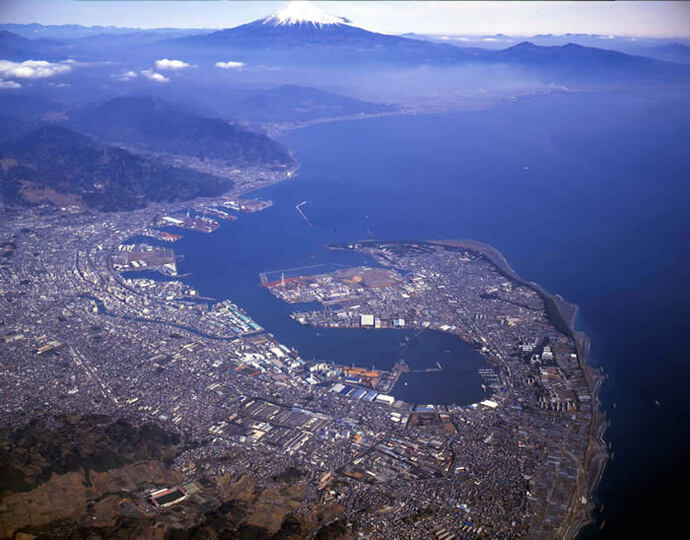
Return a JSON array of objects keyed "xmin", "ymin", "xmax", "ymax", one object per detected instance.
[{"xmin": 0, "ymin": 190, "xmax": 606, "ymax": 538}]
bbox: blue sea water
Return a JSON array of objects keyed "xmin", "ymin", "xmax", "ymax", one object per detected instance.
[{"xmin": 169, "ymin": 90, "xmax": 689, "ymax": 536}]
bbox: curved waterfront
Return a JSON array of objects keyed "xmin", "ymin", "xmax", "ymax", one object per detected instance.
[{"xmin": 153, "ymin": 94, "xmax": 690, "ymax": 537}]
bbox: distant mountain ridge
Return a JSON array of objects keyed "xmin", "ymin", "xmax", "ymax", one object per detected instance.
[
  {"xmin": 220, "ymin": 85, "xmax": 396, "ymax": 126},
  {"xmin": 490, "ymin": 41, "xmax": 689, "ymax": 78},
  {"xmin": 0, "ymin": 30, "xmax": 65, "ymax": 60},
  {"xmin": 497, "ymin": 41, "xmax": 665, "ymax": 63},
  {"xmin": 0, "ymin": 22, "xmax": 208, "ymax": 40},
  {"xmin": 631, "ymin": 42, "xmax": 690, "ymax": 64},
  {"xmin": 0, "ymin": 30, "xmax": 30, "ymax": 59},
  {"xmin": 169, "ymin": 3, "xmax": 690, "ymax": 81}
]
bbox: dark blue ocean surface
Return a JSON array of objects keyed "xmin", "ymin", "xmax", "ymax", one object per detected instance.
[{"xmin": 168, "ymin": 90, "xmax": 689, "ymax": 537}]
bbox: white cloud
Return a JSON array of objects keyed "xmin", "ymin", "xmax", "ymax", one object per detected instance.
[
  {"xmin": 155, "ymin": 58, "xmax": 191, "ymax": 70},
  {"xmin": 0, "ymin": 79, "xmax": 21, "ymax": 89},
  {"xmin": 112, "ymin": 70, "xmax": 139, "ymax": 81},
  {"xmin": 0, "ymin": 59, "xmax": 72, "ymax": 80},
  {"xmin": 140, "ymin": 69, "xmax": 170, "ymax": 83},
  {"xmin": 215, "ymin": 61, "xmax": 245, "ymax": 69}
]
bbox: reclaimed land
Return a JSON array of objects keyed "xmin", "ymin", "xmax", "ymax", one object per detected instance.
[
  {"xmin": 327, "ymin": 237, "xmax": 609, "ymax": 537},
  {"xmin": 429, "ymin": 239, "xmax": 609, "ymax": 538}
]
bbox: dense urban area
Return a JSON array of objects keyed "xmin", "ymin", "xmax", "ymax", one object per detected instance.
[{"xmin": 0, "ymin": 179, "xmax": 606, "ymax": 538}]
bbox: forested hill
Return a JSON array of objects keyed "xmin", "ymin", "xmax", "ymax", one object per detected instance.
[
  {"xmin": 69, "ymin": 96, "xmax": 294, "ymax": 169},
  {"xmin": 0, "ymin": 122, "xmax": 231, "ymax": 211}
]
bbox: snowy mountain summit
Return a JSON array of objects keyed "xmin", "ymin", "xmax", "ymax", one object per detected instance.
[
  {"xmin": 175, "ymin": 0, "xmax": 467, "ymax": 60},
  {"xmin": 263, "ymin": 1, "xmax": 349, "ymax": 28}
]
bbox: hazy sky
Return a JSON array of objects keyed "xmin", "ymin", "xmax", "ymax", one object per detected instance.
[{"xmin": 1, "ymin": 1, "xmax": 689, "ymax": 37}]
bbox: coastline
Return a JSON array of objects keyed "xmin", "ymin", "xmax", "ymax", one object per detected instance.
[
  {"xmin": 429, "ymin": 239, "xmax": 609, "ymax": 538},
  {"xmin": 112, "ymin": 206, "xmax": 607, "ymax": 535},
  {"xmin": 330, "ymin": 237, "xmax": 608, "ymax": 537},
  {"xmin": 11, "ymin": 184, "xmax": 608, "ymax": 536}
]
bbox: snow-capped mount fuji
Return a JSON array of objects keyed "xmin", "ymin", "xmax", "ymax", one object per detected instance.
[
  {"xmin": 171, "ymin": 0, "xmax": 688, "ymax": 78},
  {"xmin": 262, "ymin": 1, "xmax": 350, "ymax": 28},
  {"xmin": 172, "ymin": 0, "xmax": 477, "ymax": 62}
]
